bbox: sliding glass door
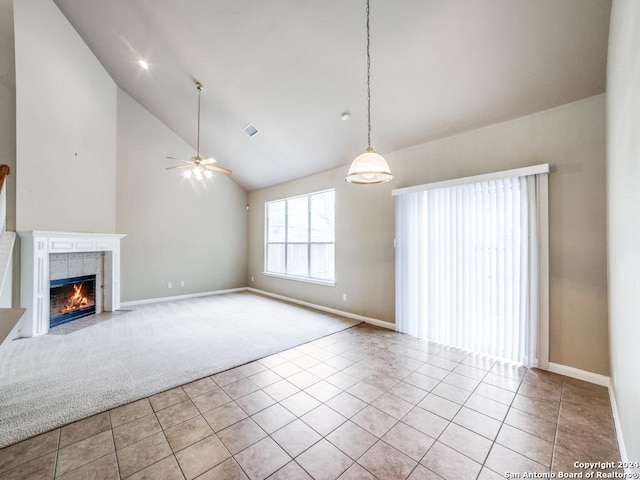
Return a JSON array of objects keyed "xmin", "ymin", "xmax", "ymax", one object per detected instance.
[{"xmin": 394, "ymin": 167, "xmax": 548, "ymax": 366}]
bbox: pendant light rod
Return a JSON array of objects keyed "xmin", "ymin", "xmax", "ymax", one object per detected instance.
[
  {"xmin": 345, "ymin": 0, "xmax": 393, "ymax": 184},
  {"xmin": 196, "ymin": 82, "xmax": 203, "ymax": 159},
  {"xmin": 366, "ymin": 0, "xmax": 371, "ymax": 148},
  {"xmin": 165, "ymin": 80, "xmax": 232, "ymax": 179}
]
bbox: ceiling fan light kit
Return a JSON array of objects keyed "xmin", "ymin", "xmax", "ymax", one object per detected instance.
[
  {"xmin": 346, "ymin": 0, "xmax": 393, "ymax": 185},
  {"xmin": 166, "ymin": 81, "xmax": 232, "ymax": 180}
]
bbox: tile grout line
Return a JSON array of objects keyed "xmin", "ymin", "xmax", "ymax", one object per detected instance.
[
  {"xmin": 418, "ymin": 351, "xmax": 497, "ymax": 479},
  {"xmin": 53, "ymin": 426, "xmax": 118, "ymax": 479},
  {"xmin": 266, "ymin": 340, "xmax": 418, "ymax": 479},
  {"xmin": 549, "ymin": 376, "xmax": 567, "ymax": 474},
  {"xmin": 122, "ymin": 395, "xmax": 184, "ymax": 480},
  {"xmin": 455, "ymin": 351, "xmax": 497, "ymax": 477},
  {"xmin": 153, "ymin": 399, "xmax": 181, "ymax": 480},
  {"xmin": 53, "ymin": 428, "xmax": 61, "ymax": 480},
  {"xmin": 395, "ymin": 349, "xmax": 553, "ymax": 478},
  {"xmin": 156, "ymin": 386, "xmax": 216, "ymax": 480},
  {"xmin": 252, "ymin": 338, "xmax": 360, "ymax": 479},
  {"xmin": 107, "ymin": 424, "xmax": 122, "ymax": 480},
  {"xmin": 478, "ymin": 365, "xmax": 529, "ymax": 479},
  {"xmin": 195, "ymin": 345, "xmax": 498, "ymax": 478},
  {"xmin": 390, "ymin": 349, "xmax": 493, "ymax": 480},
  {"xmin": 387, "ymin": 346, "xmax": 511, "ymax": 477}
]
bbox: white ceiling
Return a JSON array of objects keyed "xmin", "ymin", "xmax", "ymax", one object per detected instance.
[{"xmin": 53, "ymin": 0, "xmax": 611, "ymax": 191}]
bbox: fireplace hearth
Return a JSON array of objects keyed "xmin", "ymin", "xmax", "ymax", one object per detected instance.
[{"xmin": 50, "ymin": 275, "xmax": 96, "ymax": 327}]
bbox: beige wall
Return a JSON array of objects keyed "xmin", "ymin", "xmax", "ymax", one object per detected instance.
[
  {"xmin": 0, "ymin": 0, "xmax": 16, "ymax": 309},
  {"xmin": 9, "ymin": 0, "xmax": 248, "ymax": 304},
  {"xmin": 14, "ymin": 0, "xmax": 117, "ymax": 233},
  {"xmin": 249, "ymin": 94, "xmax": 609, "ymax": 375},
  {"xmin": 607, "ymin": 0, "xmax": 640, "ymax": 466},
  {"xmin": 0, "ymin": 0, "xmax": 15, "ymax": 232},
  {"xmin": 116, "ymin": 90, "xmax": 248, "ymax": 302}
]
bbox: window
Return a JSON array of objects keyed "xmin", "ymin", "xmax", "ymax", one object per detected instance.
[{"xmin": 265, "ymin": 189, "xmax": 335, "ymax": 284}]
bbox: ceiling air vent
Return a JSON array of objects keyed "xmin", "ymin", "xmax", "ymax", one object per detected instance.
[{"xmin": 243, "ymin": 123, "xmax": 260, "ymax": 138}]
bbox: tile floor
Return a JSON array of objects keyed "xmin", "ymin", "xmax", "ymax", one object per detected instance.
[{"xmin": 0, "ymin": 324, "xmax": 622, "ymax": 480}]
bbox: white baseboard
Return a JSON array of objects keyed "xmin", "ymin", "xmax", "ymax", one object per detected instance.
[
  {"xmin": 546, "ymin": 364, "xmax": 634, "ymax": 473},
  {"xmin": 608, "ymin": 382, "xmax": 631, "ymax": 473},
  {"xmin": 121, "ymin": 286, "xmax": 395, "ymax": 331},
  {"xmin": 547, "ymin": 362, "xmax": 609, "ymax": 387},
  {"xmin": 246, "ymin": 287, "xmax": 395, "ymax": 330},
  {"xmin": 120, "ymin": 287, "xmax": 247, "ymax": 308}
]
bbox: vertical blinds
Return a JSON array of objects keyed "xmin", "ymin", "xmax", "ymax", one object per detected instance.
[{"xmin": 395, "ymin": 175, "xmax": 540, "ymax": 365}]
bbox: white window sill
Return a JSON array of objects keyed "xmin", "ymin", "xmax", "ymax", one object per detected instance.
[{"xmin": 263, "ymin": 272, "xmax": 335, "ymax": 287}]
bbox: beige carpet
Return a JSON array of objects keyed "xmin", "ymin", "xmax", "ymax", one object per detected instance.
[{"xmin": 0, "ymin": 292, "xmax": 360, "ymax": 447}]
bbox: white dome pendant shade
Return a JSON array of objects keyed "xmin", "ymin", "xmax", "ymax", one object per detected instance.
[
  {"xmin": 345, "ymin": 0, "xmax": 393, "ymax": 185},
  {"xmin": 346, "ymin": 146, "xmax": 393, "ymax": 184}
]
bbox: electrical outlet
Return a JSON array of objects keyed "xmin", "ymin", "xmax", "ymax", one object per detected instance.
[
  {"xmin": 168, "ymin": 282, "xmax": 173, "ymax": 289},
  {"xmin": 180, "ymin": 281, "xmax": 185, "ymax": 287},
  {"xmin": 342, "ymin": 293, "xmax": 347, "ymax": 301},
  {"xmin": 251, "ymin": 276, "xmax": 254, "ymax": 282}
]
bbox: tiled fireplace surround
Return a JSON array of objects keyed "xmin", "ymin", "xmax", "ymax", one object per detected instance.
[{"xmin": 50, "ymin": 252, "xmax": 105, "ymax": 320}]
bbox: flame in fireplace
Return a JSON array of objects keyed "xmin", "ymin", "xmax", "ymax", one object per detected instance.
[{"xmin": 60, "ymin": 283, "xmax": 90, "ymax": 314}]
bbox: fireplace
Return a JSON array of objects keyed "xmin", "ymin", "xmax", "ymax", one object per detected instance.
[
  {"xmin": 19, "ymin": 231, "xmax": 126, "ymax": 337},
  {"xmin": 50, "ymin": 275, "xmax": 97, "ymax": 327}
]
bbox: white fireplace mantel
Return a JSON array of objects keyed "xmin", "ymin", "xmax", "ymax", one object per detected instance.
[{"xmin": 18, "ymin": 231, "xmax": 126, "ymax": 337}]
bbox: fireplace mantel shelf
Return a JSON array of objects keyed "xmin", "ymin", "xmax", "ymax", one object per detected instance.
[
  {"xmin": 18, "ymin": 231, "xmax": 126, "ymax": 337},
  {"xmin": 18, "ymin": 231, "xmax": 126, "ymax": 252}
]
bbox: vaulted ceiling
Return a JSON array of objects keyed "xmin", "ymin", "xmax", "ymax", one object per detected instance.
[{"xmin": 54, "ymin": 0, "xmax": 611, "ymax": 191}]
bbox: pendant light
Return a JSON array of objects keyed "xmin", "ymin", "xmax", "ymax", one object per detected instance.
[{"xmin": 346, "ymin": 0, "xmax": 393, "ymax": 184}]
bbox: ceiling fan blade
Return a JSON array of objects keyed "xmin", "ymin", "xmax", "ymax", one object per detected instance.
[
  {"xmin": 201, "ymin": 157, "xmax": 218, "ymax": 165},
  {"xmin": 167, "ymin": 157, "xmax": 196, "ymax": 165},
  {"xmin": 166, "ymin": 165, "xmax": 192, "ymax": 170},
  {"xmin": 203, "ymin": 164, "xmax": 232, "ymax": 175}
]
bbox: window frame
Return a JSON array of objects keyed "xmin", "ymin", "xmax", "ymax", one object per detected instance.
[{"xmin": 264, "ymin": 189, "xmax": 335, "ymax": 286}]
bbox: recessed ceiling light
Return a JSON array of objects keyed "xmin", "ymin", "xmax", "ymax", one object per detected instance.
[
  {"xmin": 138, "ymin": 59, "xmax": 149, "ymax": 70},
  {"xmin": 341, "ymin": 111, "xmax": 351, "ymax": 121}
]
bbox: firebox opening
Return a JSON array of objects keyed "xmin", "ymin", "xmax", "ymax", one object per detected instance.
[{"xmin": 50, "ymin": 274, "xmax": 97, "ymax": 328}]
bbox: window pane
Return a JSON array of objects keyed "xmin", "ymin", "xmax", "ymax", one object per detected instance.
[
  {"xmin": 310, "ymin": 244, "xmax": 334, "ymax": 280},
  {"xmin": 287, "ymin": 244, "xmax": 308, "ymax": 276},
  {"xmin": 287, "ymin": 196, "xmax": 308, "ymax": 242},
  {"xmin": 265, "ymin": 190, "xmax": 335, "ymax": 282},
  {"xmin": 267, "ymin": 201, "xmax": 286, "ymax": 242},
  {"xmin": 310, "ymin": 191, "xmax": 335, "ymax": 242},
  {"xmin": 266, "ymin": 244, "xmax": 285, "ymax": 274}
]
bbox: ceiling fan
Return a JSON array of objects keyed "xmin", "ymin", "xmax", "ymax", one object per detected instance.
[{"xmin": 166, "ymin": 81, "xmax": 232, "ymax": 180}]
